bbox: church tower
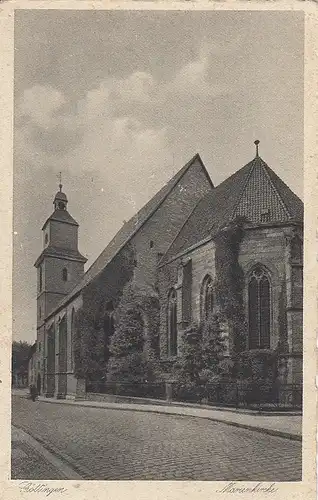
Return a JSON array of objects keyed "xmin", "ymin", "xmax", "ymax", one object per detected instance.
[{"xmin": 34, "ymin": 180, "xmax": 87, "ymax": 329}]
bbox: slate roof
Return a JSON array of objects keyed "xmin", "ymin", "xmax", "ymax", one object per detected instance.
[
  {"xmin": 45, "ymin": 153, "xmax": 213, "ymax": 318},
  {"xmin": 161, "ymin": 155, "xmax": 303, "ymax": 264},
  {"xmin": 42, "ymin": 209, "xmax": 79, "ymax": 229}
]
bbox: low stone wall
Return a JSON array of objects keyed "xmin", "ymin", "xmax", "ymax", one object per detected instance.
[{"xmin": 85, "ymin": 392, "xmax": 170, "ymax": 406}]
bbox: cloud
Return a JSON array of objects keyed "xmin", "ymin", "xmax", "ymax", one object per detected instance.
[
  {"xmin": 114, "ymin": 71, "xmax": 155, "ymax": 103},
  {"xmin": 15, "ymin": 72, "xmax": 172, "ymax": 210},
  {"xmin": 19, "ymin": 85, "xmax": 65, "ymax": 128},
  {"xmin": 15, "ymin": 42, "xmax": 234, "ymax": 205},
  {"xmin": 166, "ymin": 44, "xmax": 229, "ymax": 98}
]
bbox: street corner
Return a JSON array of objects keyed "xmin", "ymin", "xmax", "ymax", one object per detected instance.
[{"xmin": 11, "ymin": 426, "xmax": 81, "ymax": 481}]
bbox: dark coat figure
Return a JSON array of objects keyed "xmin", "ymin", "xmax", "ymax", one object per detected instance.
[{"xmin": 30, "ymin": 384, "xmax": 37, "ymax": 402}]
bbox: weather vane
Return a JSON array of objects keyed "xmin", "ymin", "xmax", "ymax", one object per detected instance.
[{"xmin": 58, "ymin": 172, "xmax": 62, "ymax": 192}]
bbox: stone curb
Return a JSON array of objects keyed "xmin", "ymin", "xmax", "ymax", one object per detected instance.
[
  {"xmin": 12, "ymin": 425, "xmax": 83, "ymax": 480},
  {"xmin": 37, "ymin": 397, "xmax": 302, "ymax": 442}
]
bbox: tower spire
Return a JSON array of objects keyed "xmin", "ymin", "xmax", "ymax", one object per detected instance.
[
  {"xmin": 53, "ymin": 173, "xmax": 68, "ymax": 211},
  {"xmin": 254, "ymin": 140, "xmax": 260, "ymax": 158}
]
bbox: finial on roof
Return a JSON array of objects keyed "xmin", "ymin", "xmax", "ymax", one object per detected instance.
[
  {"xmin": 59, "ymin": 171, "xmax": 62, "ymax": 192},
  {"xmin": 254, "ymin": 140, "xmax": 260, "ymax": 158}
]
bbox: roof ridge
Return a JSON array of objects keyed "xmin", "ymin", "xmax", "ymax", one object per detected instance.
[
  {"xmin": 160, "ymin": 163, "xmax": 252, "ymax": 265},
  {"xmin": 261, "ymin": 161, "xmax": 295, "ymax": 219},
  {"xmin": 45, "ymin": 153, "xmax": 211, "ymax": 319},
  {"xmin": 158, "ymin": 189, "xmax": 209, "ymax": 268},
  {"xmin": 229, "ymin": 159, "xmax": 256, "ymax": 220},
  {"xmin": 159, "ymin": 154, "xmax": 303, "ymax": 265},
  {"xmin": 82, "ymin": 152, "xmax": 208, "ymax": 277}
]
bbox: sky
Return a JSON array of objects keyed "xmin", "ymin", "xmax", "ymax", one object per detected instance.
[{"xmin": 13, "ymin": 10, "xmax": 304, "ymax": 344}]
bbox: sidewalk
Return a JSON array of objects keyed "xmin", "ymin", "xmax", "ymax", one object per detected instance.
[
  {"xmin": 33, "ymin": 394, "xmax": 302, "ymax": 441},
  {"xmin": 11, "ymin": 426, "xmax": 82, "ymax": 480},
  {"xmin": 12, "ymin": 388, "xmax": 301, "ymax": 440}
]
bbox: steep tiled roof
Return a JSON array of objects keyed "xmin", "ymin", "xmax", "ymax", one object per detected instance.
[
  {"xmin": 42, "ymin": 209, "xmax": 79, "ymax": 229},
  {"xmin": 161, "ymin": 156, "xmax": 303, "ymax": 264},
  {"xmin": 46, "ymin": 153, "xmax": 213, "ymax": 318}
]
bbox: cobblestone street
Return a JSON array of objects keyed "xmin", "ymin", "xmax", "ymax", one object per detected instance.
[{"xmin": 12, "ymin": 395, "xmax": 302, "ymax": 481}]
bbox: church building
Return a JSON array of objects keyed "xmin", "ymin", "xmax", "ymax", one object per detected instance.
[{"xmin": 33, "ymin": 141, "xmax": 303, "ymax": 401}]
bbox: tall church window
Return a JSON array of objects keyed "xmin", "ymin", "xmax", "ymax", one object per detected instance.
[
  {"xmin": 62, "ymin": 268, "xmax": 68, "ymax": 282},
  {"xmin": 168, "ymin": 289, "xmax": 178, "ymax": 356},
  {"xmin": 248, "ymin": 266, "xmax": 271, "ymax": 350},
  {"xmin": 201, "ymin": 275, "xmax": 214, "ymax": 321}
]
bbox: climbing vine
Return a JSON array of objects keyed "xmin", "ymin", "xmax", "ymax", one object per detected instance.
[
  {"xmin": 214, "ymin": 216, "xmax": 248, "ymax": 354},
  {"xmin": 106, "ymin": 281, "xmax": 162, "ymax": 383},
  {"xmin": 73, "ymin": 243, "xmax": 136, "ymax": 380}
]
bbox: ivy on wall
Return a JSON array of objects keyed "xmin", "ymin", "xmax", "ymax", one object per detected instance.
[
  {"xmin": 214, "ymin": 216, "xmax": 248, "ymax": 354},
  {"xmin": 174, "ymin": 315, "xmax": 228, "ymax": 383},
  {"xmin": 73, "ymin": 243, "xmax": 136, "ymax": 380},
  {"xmin": 107, "ymin": 281, "xmax": 162, "ymax": 383},
  {"xmin": 73, "ymin": 308, "xmax": 105, "ymax": 380}
]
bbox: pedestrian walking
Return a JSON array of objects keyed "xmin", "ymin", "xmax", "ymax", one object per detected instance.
[{"xmin": 30, "ymin": 384, "xmax": 37, "ymax": 402}]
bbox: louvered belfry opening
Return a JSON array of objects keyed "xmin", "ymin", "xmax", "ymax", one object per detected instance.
[
  {"xmin": 168, "ymin": 289, "xmax": 178, "ymax": 356},
  {"xmin": 248, "ymin": 266, "xmax": 271, "ymax": 350}
]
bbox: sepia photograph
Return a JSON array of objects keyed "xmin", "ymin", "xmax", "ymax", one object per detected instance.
[{"xmin": 11, "ymin": 8, "xmax": 305, "ymax": 483}]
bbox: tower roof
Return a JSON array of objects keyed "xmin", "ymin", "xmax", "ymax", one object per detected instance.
[
  {"xmin": 54, "ymin": 190, "xmax": 68, "ymax": 202},
  {"xmin": 42, "ymin": 178, "xmax": 78, "ymax": 229},
  {"xmin": 161, "ymin": 150, "xmax": 303, "ymax": 264},
  {"xmin": 42, "ymin": 209, "xmax": 79, "ymax": 230}
]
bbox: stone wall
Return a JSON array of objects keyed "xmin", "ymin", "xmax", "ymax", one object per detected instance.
[
  {"xmin": 158, "ymin": 223, "xmax": 303, "ymax": 384},
  {"xmin": 158, "ymin": 239, "xmax": 216, "ymax": 359},
  {"xmin": 131, "ymin": 158, "xmax": 213, "ymax": 289},
  {"xmin": 49, "ymin": 219, "xmax": 78, "ymax": 251}
]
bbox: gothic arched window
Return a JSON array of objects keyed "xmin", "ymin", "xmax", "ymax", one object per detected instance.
[
  {"xmin": 201, "ymin": 275, "xmax": 214, "ymax": 321},
  {"xmin": 62, "ymin": 268, "xmax": 68, "ymax": 282},
  {"xmin": 168, "ymin": 289, "xmax": 178, "ymax": 357},
  {"xmin": 248, "ymin": 266, "xmax": 271, "ymax": 350}
]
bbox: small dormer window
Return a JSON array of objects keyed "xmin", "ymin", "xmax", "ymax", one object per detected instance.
[
  {"xmin": 62, "ymin": 268, "xmax": 68, "ymax": 282},
  {"xmin": 45, "ymin": 234, "xmax": 48, "ymax": 244},
  {"xmin": 150, "ymin": 240, "xmax": 154, "ymax": 248},
  {"xmin": 260, "ymin": 209, "xmax": 270, "ymax": 223}
]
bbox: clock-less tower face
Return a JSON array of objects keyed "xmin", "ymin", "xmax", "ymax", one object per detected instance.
[{"xmin": 34, "ymin": 185, "xmax": 87, "ymax": 326}]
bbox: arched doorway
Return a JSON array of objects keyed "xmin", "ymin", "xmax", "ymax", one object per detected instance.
[{"xmin": 37, "ymin": 373, "xmax": 41, "ymax": 395}]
